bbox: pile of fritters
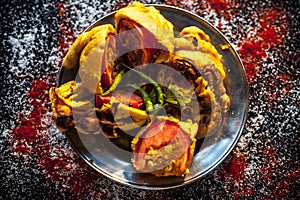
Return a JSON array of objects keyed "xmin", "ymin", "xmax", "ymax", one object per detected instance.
[{"xmin": 50, "ymin": 2, "xmax": 229, "ymax": 177}]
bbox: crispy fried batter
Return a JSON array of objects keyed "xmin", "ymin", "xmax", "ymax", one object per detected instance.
[
  {"xmin": 49, "ymin": 81, "xmax": 100, "ymax": 134},
  {"xmin": 78, "ymin": 24, "xmax": 116, "ymax": 94},
  {"xmin": 169, "ymin": 26, "xmax": 230, "ymax": 139},
  {"xmin": 150, "ymin": 138, "xmax": 196, "ymax": 177},
  {"xmin": 175, "ymin": 26, "xmax": 226, "ymax": 79},
  {"xmin": 114, "ymin": 2, "xmax": 174, "ymax": 63},
  {"xmin": 51, "ymin": 3, "xmax": 231, "ymax": 177},
  {"xmin": 62, "ymin": 26, "xmax": 107, "ymax": 69},
  {"xmin": 131, "ymin": 119, "xmax": 197, "ymax": 177},
  {"xmin": 170, "ymin": 52, "xmax": 229, "ymax": 139},
  {"xmin": 49, "ymin": 81, "xmax": 76, "ymax": 130}
]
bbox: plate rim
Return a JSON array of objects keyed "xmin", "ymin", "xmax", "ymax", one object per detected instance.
[{"xmin": 59, "ymin": 4, "xmax": 249, "ymax": 190}]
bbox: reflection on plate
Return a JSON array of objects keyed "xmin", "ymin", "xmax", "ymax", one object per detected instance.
[{"xmin": 58, "ymin": 5, "xmax": 249, "ymax": 189}]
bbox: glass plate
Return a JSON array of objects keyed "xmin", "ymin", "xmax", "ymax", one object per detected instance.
[{"xmin": 57, "ymin": 4, "xmax": 249, "ymax": 190}]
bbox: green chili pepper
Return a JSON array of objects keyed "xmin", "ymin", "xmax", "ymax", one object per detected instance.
[
  {"xmin": 125, "ymin": 84, "xmax": 153, "ymax": 112},
  {"xmin": 101, "ymin": 70, "xmax": 125, "ymax": 96},
  {"xmin": 121, "ymin": 63, "xmax": 164, "ymax": 105}
]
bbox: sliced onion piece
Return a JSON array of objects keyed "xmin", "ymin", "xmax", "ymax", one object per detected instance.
[
  {"xmin": 101, "ymin": 34, "xmax": 117, "ymax": 88},
  {"xmin": 117, "ymin": 19, "xmax": 160, "ymax": 66}
]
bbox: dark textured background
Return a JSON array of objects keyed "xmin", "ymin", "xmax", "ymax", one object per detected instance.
[{"xmin": 1, "ymin": 0, "xmax": 299, "ymax": 199}]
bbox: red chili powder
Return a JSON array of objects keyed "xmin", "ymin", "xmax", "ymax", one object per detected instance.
[
  {"xmin": 242, "ymin": 61, "xmax": 257, "ymax": 81},
  {"xmin": 12, "ymin": 125, "xmax": 37, "ymax": 140},
  {"xmin": 28, "ymin": 79, "xmax": 49, "ymax": 99},
  {"xmin": 239, "ymin": 42, "xmax": 267, "ymax": 59},
  {"xmin": 259, "ymin": 143, "xmax": 297, "ymax": 198},
  {"xmin": 206, "ymin": 0, "xmax": 233, "ymax": 20},
  {"xmin": 217, "ymin": 150, "xmax": 254, "ymax": 197},
  {"xmin": 14, "ymin": 145, "xmax": 30, "ymax": 154},
  {"xmin": 238, "ymin": 8, "xmax": 286, "ymax": 83},
  {"xmin": 226, "ymin": 150, "xmax": 247, "ymax": 179},
  {"xmin": 11, "ymin": 79, "xmax": 50, "ymax": 154},
  {"xmin": 10, "ymin": 77, "xmax": 101, "ymax": 196},
  {"xmin": 217, "ymin": 22, "xmax": 222, "ymax": 30},
  {"xmin": 55, "ymin": 2, "xmax": 76, "ymax": 66},
  {"xmin": 259, "ymin": 28, "xmax": 282, "ymax": 46},
  {"xmin": 31, "ymin": 3, "xmax": 103, "ymax": 197},
  {"xmin": 39, "ymin": 152, "xmax": 102, "ymax": 197},
  {"xmin": 210, "ymin": 0, "xmax": 227, "ymax": 12}
]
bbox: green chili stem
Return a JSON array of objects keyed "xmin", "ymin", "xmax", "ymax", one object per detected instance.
[
  {"xmin": 121, "ymin": 63, "xmax": 164, "ymax": 105},
  {"xmin": 125, "ymin": 84, "xmax": 153, "ymax": 112},
  {"xmin": 101, "ymin": 70, "xmax": 125, "ymax": 96}
]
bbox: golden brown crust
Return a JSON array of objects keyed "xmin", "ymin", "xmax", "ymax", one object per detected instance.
[
  {"xmin": 130, "ymin": 118, "xmax": 197, "ymax": 177},
  {"xmin": 176, "ymin": 26, "xmax": 226, "ymax": 79},
  {"xmin": 170, "ymin": 26, "xmax": 230, "ymax": 139},
  {"xmin": 51, "ymin": 3, "xmax": 231, "ymax": 177},
  {"xmin": 150, "ymin": 138, "xmax": 196, "ymax": 177},
  {"xmin": 179, "ymin": 26, "xmax": 211, "ymax": 43},
  {"xmin": 49, "ymin": 81, "xmax": 77, "ymax": 130},
  {"xmin": 78, "ymin": 24, "xmax": 116, "ymax": 94},
  {"xmin": 114, "ymin": 2, "xmax": 174, "ymax": 63},
  {"xmin": 49, "ymin": 81, "xmax": 101, "ymax": 134},
  {"xmin": 62, "ymin": 26, "xmax": 107, "ymax": 69},
  {"xmin": 171, "ymin": 50, "xmax": 229, "ymax": 139}
]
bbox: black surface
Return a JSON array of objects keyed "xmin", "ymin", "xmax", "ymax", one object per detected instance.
[{"xmin": 1, "ymin": 0, "xmax": 299, "ymax": 199}]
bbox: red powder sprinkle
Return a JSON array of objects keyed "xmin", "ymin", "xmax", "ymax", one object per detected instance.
[
  {"xmin": 28, "ymin": 81, "xmax": 49, "ymax": 99},
  {"xmin": 259, "ymin": 28, "xmax": 282, "ymax": 46},
  {"xmin": 23, "ymin": 3, "xmax": 103, "ymax": 197},
  {"xmin": 55, "ymin": 3, "xmax": 66, "ymax": 17},
  {"xmin": 55, "ymin": 2, "xmax": 76, "ymax": 66},
  {"xmin": 238, "ymin": 8, "xmax": 286, "ymax": 84},
  {"xmin": 260, "ymin": 28, "xmax": 276, "ymax": 40},
  {"xmin": 206, "ymin": 0, "xmax": 233, "ymax": 19},
  {"xmin": 225, "ymin": 150, "xmax": 247, "ymax": 179},
  {"xmin": 217, "ymin": 150, "xmax": 254, "ymax": 198},
  {"xmin": 11, "ymin": 79, "xmax": 50, "ymax": 154},
  {"xmin": 258, "ymin": 142, "xmax": 298, "ymax": 198},
  {"xmin": 56, "ymin": 2, "xmax": 65, "ymax": 10},
  {"xmin": 224, "ymin": 12, "xmax": 231, "ymax": 20},
  {"xmin": 210, "ymin": 0, "xmax": 227, "ymax": 12},
  {"xmin": 200, "ymin": 1, "xmax": 209, "ymax": 10},
  {"xmin": 10, "ymin": 75, "xmax": 101, "ymax": 197},
  {"xmin": 242, "ymin": 61, "xmax": 257, "ymax": 81},
  {"xmin": 239, "ymin": 42, "xmax": 267, "ymax": 59},
  {"xmin": 40, "ymin": 156, "xmax": 70, "ymax": 182},
  {"xmin": 278, "ymin": 74, "xmax": 291, "ymax": 82},
  {"xmin": 12, "ymin": 125, "xmax": 37, "ymax": 139},
  {"xmin": 14, "ymin": 145, "xmax": 30, "ymax": 154},
  {"xmin": 263, "ymin": 147, "xmax": 274, "ymax": 154},
  {"xmin": 39, "ymin": 152, "xmax": 102, "ymax": 197},
  {"xmin": 287, "ymin": 169, "xmax": 299, "ymax": 179},
  {"xmin": 217, "ymin": 22, "xmax": 222, "ymax": 30}
]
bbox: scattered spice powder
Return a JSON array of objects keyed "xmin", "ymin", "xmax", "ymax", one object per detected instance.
[
  {"xmin": 209, "ymin": 0, "xmax": 228, "ymax": 14},
  {"xmin": 225, "ymin": 150, "xmax": 247, "ymax": 179},
  {"xmin": 2, "ymin": 0, "xmax": 299, "ymax": 199},
  {"xmin": 8, "ymin": 2, "xmax": 106, "ymax": 198},
  {"xmin": 11, "ymin": 79, "xmax": 50, "ymax": 154},
  {"xmin": 238, "ymin": 8, "xmax": 286, "ymax": 83},
  {"xmin": 55, "ymin": 2, "xmax": 77, "ymax": 66}
]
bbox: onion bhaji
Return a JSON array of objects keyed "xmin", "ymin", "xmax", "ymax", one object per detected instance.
[{"xmin": 50, "ymin": 2, "xmax": 230, "ymax": 177}]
